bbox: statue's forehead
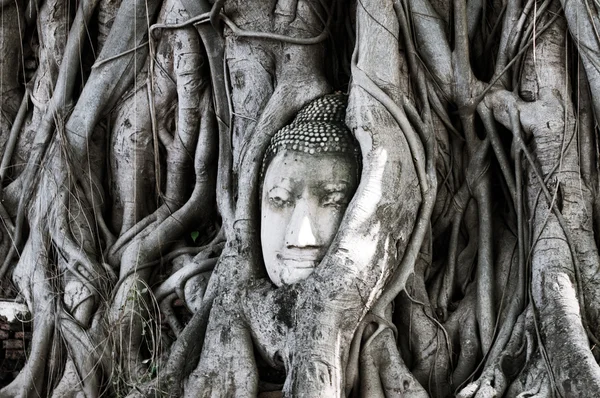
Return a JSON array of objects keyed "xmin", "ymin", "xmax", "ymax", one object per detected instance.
[{"xmin": 263, "ymin": 151, "xmax": 357, "ymax": 187}]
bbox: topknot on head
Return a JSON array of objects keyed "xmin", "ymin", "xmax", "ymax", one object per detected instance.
[
  {"xmin": 261, "ymin": 94, "xmax": 360, "ymax": 179},
  {"xmin": 294, "ymin": 94, "xmax": 347, "ymax": 124}
]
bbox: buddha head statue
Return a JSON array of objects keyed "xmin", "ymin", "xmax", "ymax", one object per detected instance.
[{"xmin": 260, "ymin": 94, "xmax": 361, "ymax": 287}]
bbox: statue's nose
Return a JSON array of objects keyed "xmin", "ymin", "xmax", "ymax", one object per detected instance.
[{"xmin": 285, "ymin": 201, "xmax": 318, "ymax": 248}]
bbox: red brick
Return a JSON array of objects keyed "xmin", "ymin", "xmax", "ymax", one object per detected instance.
[
  {"xmin": 4, "ymin": 349, "xmax": 25, "ymax": 360},
  {"xmin": 3, "ymin": 340, "xmax": 23, "ymax": 350},
  {"xmin": 14, "ymin": 332, "xmax": 32, "ymax": 340},
  {"xmin": 258, "ymin": 392, "xmax": 283, "ymax": 398},
  {"xmin": 173, "ymin": 299, "xmax": 185, "ymax": 307},
  {"xmin": 0, "ymin": 322, "xmax": 27, "ymax": 332}
]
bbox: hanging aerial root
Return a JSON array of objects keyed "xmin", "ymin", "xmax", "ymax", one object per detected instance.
[
  {"xmin": 3, "ymin": 0, "xmax": 102, "ymax": 284},
  {"xmin": 447, "ymin": 289, "xmax": 480, "ymax": 389},
  {"xmin": 107, "ymin": 82, "xmax": 218, "ymax": 386},
  {"xmin": 457, "ymin": 311, "xmax": 526, "ymax": 397},
  {"xmin": 0, "ymin": 91, "xmax": 29, "ymax": 186},
  {"xmin": 437, "ymin": 184, "xmax": 469, "ymax": 320},
  {"xmin": 193, "ymin": 11, "xmax": 234, "ymax": 239},
  {"xmin": 360, "ymin": 327, "xmax": 429, "ymax": 397},
  {"xmin": 154, "ymin": 257, "xmax": 217, "ymax": 304},
  {"xmin": 1, "ymin": 231, "xmax": 55, "ymax": 398}
]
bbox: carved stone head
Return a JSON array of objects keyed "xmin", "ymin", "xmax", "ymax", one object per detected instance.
[{"xmin": 260, "ymin": 94, "xmax": 361, "ymax": 286}]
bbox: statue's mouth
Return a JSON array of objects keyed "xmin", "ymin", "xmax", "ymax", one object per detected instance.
[{"xmin": 277, "ymin": 250, "xmax": 322, "ymax": 263}]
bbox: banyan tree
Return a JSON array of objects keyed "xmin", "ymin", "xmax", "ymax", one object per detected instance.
[{"xmin": 1, "ymin": 0, "xmax": 600, "ymax": 396}]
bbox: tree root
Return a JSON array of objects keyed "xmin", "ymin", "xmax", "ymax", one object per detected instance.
[
  {"xmin": 1, "ymin": 232, "xmax": 54, "ymax": 398},
  {"xmin": 359, "ymin": 328, "xmax": 428, "ymax": 398},
  {"xmin": 457, "ymin": 311, "xmax": 526, "ymax": 398},
  {"xmin": 107, "ymin": 82, "xmax": 217, "ymax": 385}
]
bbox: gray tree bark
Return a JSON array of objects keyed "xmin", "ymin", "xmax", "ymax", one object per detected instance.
[{"xmin": 1, "ymin": 0, "xmax": 599, "ymax": 397}]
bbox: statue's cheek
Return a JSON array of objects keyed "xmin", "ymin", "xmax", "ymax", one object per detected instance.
[{"xmin": 314, "ymin": 206, "xmax": 347, "ymax": 246}]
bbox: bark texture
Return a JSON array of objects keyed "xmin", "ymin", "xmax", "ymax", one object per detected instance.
[{"xmin": 0, "ymin": 0, "xmax": 600, "ymax": 397}]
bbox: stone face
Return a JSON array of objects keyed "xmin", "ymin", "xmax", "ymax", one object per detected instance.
[
  {"xmin": 260, "ymin": 151, "xmax": 358, "ymax": 286},
  {"xmin": 260, "ymin": 95, "xmax": 360, "ymax": 287}
]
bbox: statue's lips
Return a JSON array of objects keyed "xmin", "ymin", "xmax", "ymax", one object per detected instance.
[{"xmin": 277, "ymin": 251, "xmax": 322, "ymax": 268}]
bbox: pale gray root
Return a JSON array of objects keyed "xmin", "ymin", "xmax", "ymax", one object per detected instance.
[
  {"xmin": 109, "ymin": 78, "xmax": 157, "ymax": 234},
  {"xmin": 455, "ymin": 201, "xmax": 479, "ymax": 296},
  {"xmin": 406, "ymin": 0, "xmax": 496, "ymax": 355},
  {"xmin": 50, "ymin": 172, "xmax": 106, "ymax": 397},
  {"xmin": 4, "ymin": 1, "xmax": 163, "ymax": 395},
  {"xmin": 108, "ymin": 83, "xmax": 216, "ymax": 386},
  {"xmin": 444, "ymin": 287, "xmax": 479, "ymax": 390},
  {"xmin": 435, "ymin": 185, "xmax": 468, "ymax": 316},
  {"xmin": 0, "ymin": 2, "xmax": 24, "ymax": 157},
  {"xmin": 180, "ymin": 243, "xmax": 226, "ymax": 312},
  {"xmin": 153, "ymin": 257, "xmax": 217, "ymax": 306},
  {"xmin": 429, "ymin": 109, "xmax": 459, "ymax": 237},
  {"xmin": 97, "ymin": 0, "xmax": 124, "ymax": 53},
  {"xmin": 108, "ymin": 0, "xmax": 203, "ymax": 249},
  {"xmin": 402, "ymin": 1, "xmax": 600, "ymax": 396},
  {"xmin": 107, "ymin": 0, "xmax": 195, "ymax": 234},
  {"xmin": 525, "ymin": 170, "xmax": 600, "ymax": 397},
  {"xmin": 7, "ymin": 136, "xmax": 108, "ymax": 397},
  {"xmin": 481, "ymin": 6, "xmax": 600, "ymax": 395},
  {"xmin": 395, "ymin": 272, "xmax": 451, "ymax": 396},
  {"xmin": 505, "ymin": 307, "xmax": 552, "ymax": 397},
  {"xmin": 184, "ymin": 292, "xmax": 259, "ymax": 398},
  {"xmin": 10, "ymin": 0, "xmax": 69, "ymax": 177},
  {"xmin": 196, "ymin": 17, "xmax": 235, "ymax": 239},
  {"xmin": 225, "ymin": 35, "xmax": 274, "ymax": 169},
  {"xmin": 492, "ymin": 0, "xmax": 525, "ymax": 88},
  {"xmin": 49, "ymin": 360, "xmax": 86, "ymax": 398},
  {"xmin": 560, "ymin": 0, "xmax": 600, "ymax": 120},
  {"xmin": 2, "ymin": 0, "xmax": 103, "ymax": 286},
  {"xmin": 1, "ymin": 230, "xmax": 54, "ymax": 397},
  {"xmin": 405, "ymin": 0, "xmax": 454, "ymax": 95},
  {"xmin": 64, "ymin": 2, "xmax": 208, "ymax": 387},
  {"xmin": 457, "ymin": 311, "xmax": 526, "ymax": 398},
  {"xmin": 359, "ymin": 328, "xmax": 428, "ymax": 398},
  {"xmin": 65, "ymin": 0, "xmax": 162, "ymax": 161}
]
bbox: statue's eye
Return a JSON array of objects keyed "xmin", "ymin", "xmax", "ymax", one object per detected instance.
[
  {"xmin": 268, "ymin": 188, "xmax": 292, "ymax": 208},
  {"xmin": 321, "ymin": 192, "xmax": 348, "ymax": 207},
  {"xmin": 269, "ymin": 196, "xmax": 291, "ymax": 208}
]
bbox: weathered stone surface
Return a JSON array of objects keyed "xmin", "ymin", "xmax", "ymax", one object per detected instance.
[{"xmin": 0, "ymin": 301, "xmax": 31, "ymax": 387}]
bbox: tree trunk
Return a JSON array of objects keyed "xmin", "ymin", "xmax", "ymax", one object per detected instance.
[{"xmin": 1, "ymin": 0, "xmax": 600, "ymax": 397}]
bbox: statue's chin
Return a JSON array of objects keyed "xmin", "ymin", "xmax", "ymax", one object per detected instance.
[{"xmin": 275, "ymin": 263, "xmax": 318, "ymax": 287}]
